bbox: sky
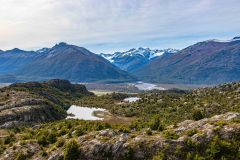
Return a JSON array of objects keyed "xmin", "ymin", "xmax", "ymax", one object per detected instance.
[{"xmin": 0, "ymin": 0, "xmax": 240, "ymax": 53}]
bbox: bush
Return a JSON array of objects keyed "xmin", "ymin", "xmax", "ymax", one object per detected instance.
[
  {"xmin": 40, "ymin": 151, "xmax": 48, "ymax": 157},
  {"xmin": 15, "ymin": 153, "xmax": 26, "ymax": 160},
  {"xmin": 4, "ymin": 135, "xmax": 15, "ymax": 144},
  {"xmin": 64, "ymin": 140, "xmax": 80, "ymax": 160},
  {"xmin": 147, "ymin": 130, "xmax": 153, "ymax": 136},
  {"xmin": 163, "ymin": 130, "xmax": 179, "ymax": 140},
  {"xmin": 37, "ymin": 131, "xmax": 57, "ymax": 146},
  {"xmin": 37, "ymin": 135, "xmax": 48, "ymax": 146},
  {"xmin": 185, "ymin": 129, "xmax": 198, "ymax": 136},
  {"xmin": 192, "ymin": 110, "xmax": 204, "ymax": 121},
  {"xmin": 206, "ymin": 136, "xmax": 237, "ymax": 159},
  {"xmin": 149, "ymin": 115, "xmax": 164, "ymax": 131},
  {"xmin": 56, "ymin": 138, "xmax": 65, "ymax": 147}
]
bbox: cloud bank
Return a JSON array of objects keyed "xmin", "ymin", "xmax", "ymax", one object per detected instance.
[{"xmin": 0, "ymin": 0, "xmax": 239, "ymax": 53}]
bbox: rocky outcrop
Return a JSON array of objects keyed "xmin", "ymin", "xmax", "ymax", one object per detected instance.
[
  {"xmin": 0, "ymin": 79, "xmax": 92, "ymax": 128},
  {"xmin": 44, "ymin": 79, "xmax": 92, "ymax": 95},
  {"xmin": 1, "ymin": 112, "xmax": 239, "ymax": 160}
]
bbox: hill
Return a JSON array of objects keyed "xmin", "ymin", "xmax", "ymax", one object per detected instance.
[{"xmin": 0, "ymin": 79, "xmax": 92, "ymax": 128}]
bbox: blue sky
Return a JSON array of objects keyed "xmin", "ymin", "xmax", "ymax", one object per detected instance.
[{"xmin": 0, "ymin": 0, "xmax": 240, "ymax": 53}]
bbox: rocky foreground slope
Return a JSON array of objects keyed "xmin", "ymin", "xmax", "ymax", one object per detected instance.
[
  {"xmin": 1, "ymin": 112, "xmax": 239, "ymax": 160},
  {"xmin": 0, "ymin": 79, "xmax": 92, "ymax": 128},
  {"xmin": 0, "ymin": 81, "xmax": 240, "ymax": 159}
]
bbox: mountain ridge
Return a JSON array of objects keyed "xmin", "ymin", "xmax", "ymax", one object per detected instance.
[
  {"xmin": 0, "ymin": 42, "xmax": 137, "ymax": 83},
  {"xmin": 134, "ymin": 37, "xmax": 240, "ymax": 84},
  {"xmin": 100, "ymin": 47, "xmax": 179, "ymax": 73}
]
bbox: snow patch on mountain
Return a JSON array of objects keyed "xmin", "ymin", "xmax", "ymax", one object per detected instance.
[
  {"xmin": 100, "ymin": 48, "xmax": 179, "ymax": 63},
  {"xmin": 36, "ymin": 48, "xmax": 50, "ymax": 54}
]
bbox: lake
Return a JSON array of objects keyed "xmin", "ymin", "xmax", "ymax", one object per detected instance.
[
  {"xmin": 123, "ymin": 97, "xmax": 141, "ymax": 103},
  {"xmin": 67, "ymin": 105, "xmax": 106, "ymax": 120},
  {"xmin": 134, "ymin": 82, "xmax": 165, "ymax": 91}
]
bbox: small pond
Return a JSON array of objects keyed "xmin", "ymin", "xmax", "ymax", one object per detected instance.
[
  {"xmin": 67, "ymin": 105, "xmax": 106, "ymax": 120},
  {"xmin": 123, "ymin": 97, "xmax": 141, "ymax": 103}
]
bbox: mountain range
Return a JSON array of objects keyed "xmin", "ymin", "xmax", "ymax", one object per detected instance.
[
  {"xmin": 100, "ymin": 48, "xmax": 179, "ymax": 73},
  {"xmin": 0, "ymin": 43, "xmax": 136, "ymax": 83},
  {"xmin": 134, "ymin": 37, "xmax": 240, "ymax": 84},
  {"xmin": 0, "ymin": 37, "xmax": 240, "ymax": 84}
]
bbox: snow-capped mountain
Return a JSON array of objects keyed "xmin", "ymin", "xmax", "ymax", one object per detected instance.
[
  {"xmin": 135, "ymin": 37, "xmax": 240, "ymax": 84},
  {"xmin": 36, "ymin": 47, "xmax": 50, "ymax": 54},
  {"xmin": 100, "ymin": 47, "xmax": 179, "ymax": 73}
]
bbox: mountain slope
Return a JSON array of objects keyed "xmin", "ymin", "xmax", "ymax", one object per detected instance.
[
  {"xmin": 100, "ymin": 48, "xmax": 178, "ymax": 73},
  {"xmin": 0, "ymin": 43, "xmax": 137, "ymax": 83},
  {"xmin": 0, "ymin": 48, "xmax": 40, "ymax": 74},
  {"xmin": 135, "ymin": 37, "xmax": 240, "ymax": 84}
]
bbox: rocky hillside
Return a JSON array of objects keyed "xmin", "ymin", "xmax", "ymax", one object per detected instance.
[
  {"xmin": 0, "ymin": 81, "xmax": 239, "ymax": 159},
  {"xmin": 0, "ymin": 112, "xmax": 239, "ymax": 160},
  {"xmin": 135, "ymin": 37, "xmax": 240, "ymax": 84},
  {"xmin": 0, "ymin": 79, "xmax": 92, "ymax": 128}
]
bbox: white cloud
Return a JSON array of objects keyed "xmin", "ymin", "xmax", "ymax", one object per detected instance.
[{"xmin": 0, "ymin": 0, "xmax": 239, "ymax": 53}]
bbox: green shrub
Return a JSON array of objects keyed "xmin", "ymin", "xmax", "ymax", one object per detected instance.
[
  {"xmin": 14, "ymin": 153, "xmax": 26, "ymax": 160},
  {"xmin": 64, "ymin": 140, "xmax": 80, "ymax": 160},
  {"xmin": 146, "ymin": 129, "xmax": 152, "ymax": 135},
  {"xmin": 75, "ymin": 127, "xmax": 85, "ymax": 136},
  {"xmin": 37, "ymin": 130, "xmax": 57, "ymax": 146},
  {"xmin": 47, "ymin": 132, "xmax": 57, "ymax": 144},
  {"xmin": 149, "ymin": 115, "xmax": 164, "ymax": 131},
  {"xmin": 40, "ymin": 151, "xmax": 48, "ymax": 157},
  {"xmin": 206, "ymin": 136, "xmax": 237, "ymax": 159},
  {"xmin": 38, "ymin": 137, "xmax": 47, "ymax": 146},
  {"xmin": 192, "ymin": 110, "xmax": 204, "ymax": 121},
  {"xmin": 185, "ymin": 129, "xmax": 198, "ymax": 136},
  {"xmin": 4, "ymin": 135, "xmax": 15, "ymax": 144},
  {"xmin": 56, "ymin": 138, "xmax": 65, "ymax": 147},
  {"xmin": 163, "ymin": 130, "xmax": 179, "ymax": 140}
]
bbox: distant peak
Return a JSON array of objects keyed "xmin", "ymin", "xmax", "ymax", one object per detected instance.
[
  {"xmin": 128, "ymin": 48, "xmax": 136, "ymax": 52},
  {"xmin": 7, "ymin": 48, "xmax": 25, "ymax": 53},
  {"xmin": 36, "ymin": 48, "xmax": 50, "ymax": 53},
  {"xmin": 12, "ymin": 48, "xmax": 22, "ymax": 51},
  {"xmin": 54, "ymin": 42, "xmax": 69, "ymax": 48},
  {"xmin": 52, "ymin": 42, "xmax": 72, "ymax": 50}
]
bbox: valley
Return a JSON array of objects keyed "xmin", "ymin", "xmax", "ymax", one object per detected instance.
[
  {"xmin": 0, "ymin": 79, "xmax": 239, "ymax": 159},
  {"xmin": 0, "ymin": 37, "xmax": 239, "ymax": 159},
  {"xmin": 1, "ymin": 1, "xmax": 239, "ymax": 159}
]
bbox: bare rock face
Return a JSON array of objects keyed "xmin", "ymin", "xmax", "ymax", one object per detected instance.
[
  {"xmin": 0, "ymin": 79, "xmax": 92, "ymax": 128},
  {"xmin": 174, "ymin": 112, "xmax": 240, "ymax": 133},
  {"xmin": 2, "ymin": 141, "xmax": 41, "ymax": 160}
]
